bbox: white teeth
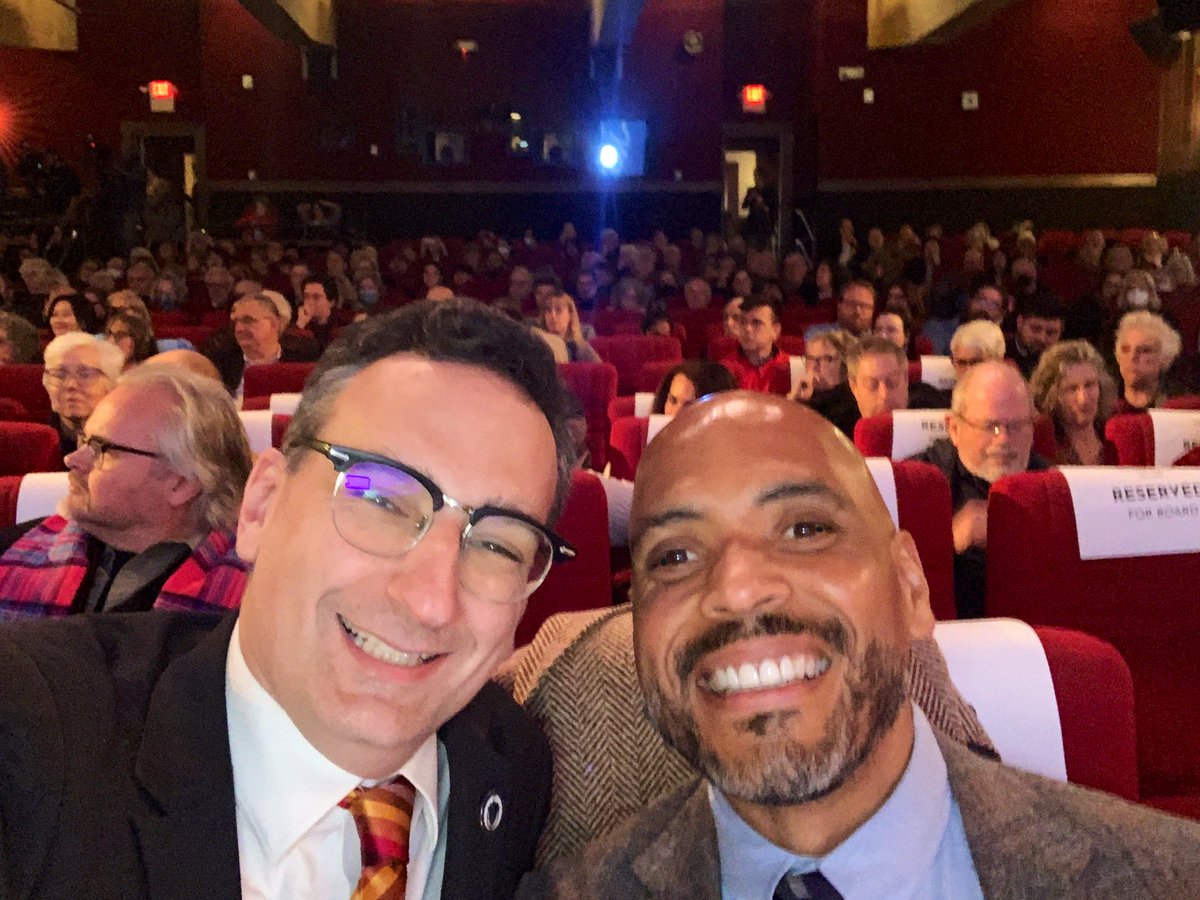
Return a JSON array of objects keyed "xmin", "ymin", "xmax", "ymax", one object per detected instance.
[
  {"xmin": 703, "ymin": 653, "xmax": 831, "ymax": 696},
  {"xmin": 338, "ymin": 615, "xmax": 434, "ymax": 668},
  {"xmin": 759, "ymin": 658, "xmax": 781, "ymax": 687}
]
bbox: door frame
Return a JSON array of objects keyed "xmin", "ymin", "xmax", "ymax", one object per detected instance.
[
  {"xmin": 721, "ymin": 121, "xmax": 794, "ymax": 254},
  {"xmin": 120, "ymin": 121, "xmax": 208, "ymax": 231}
]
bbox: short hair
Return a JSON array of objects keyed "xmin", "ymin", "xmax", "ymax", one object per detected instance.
[
  {"xmin": 107, "ymin": 289, "xmax": 150, "ymax": 323},
  {"xmin": 234, "ymin": 294, "xmax": 282, "ymax": 324},
  {"xmin": 877, "ymin": 305, "xmax": 912, "ymax": 339},
  {"xmin": 739, "ymin": 295, "xmax": 779, "ymax": 323},
  {"xmin": 1116, "ymin": 310, "xmax": 1182, "ymax": 368},
  {"xmin": 1016, "ymin": 290, "xmax": 1066, "ymax": 322},
  {"xmin": 106, "ymin": 312, "xmax": 157, "ymax": 363},
  {"xmin": 846, "ymin": 335, "xmax": 907, "ymax": 381},
  {"xmin": 951, "ymin": 359, "xmax": 1033, "ymax": 417},
  {"xmin": 651, "ymin": 360, "xmax": 737, "ymax": 414},
  {"xmin": 840, "ymin": 279, "xmax": 876, "ymax": 301},
  {"xmin": 49, "ymin": 293, "xmax": 102, "ymax": 334},
  {"xmin": 43, "ymin": 332, "xmax": 125, "ymax": 382},
  {"xmin": 0, "ymin": 312, "xmax": 39, "ymax": 363},
  {"xmin": 1029, "ymin": 340, "xmax": 1117, "ymax": 427},
  {"xmin": 807, "ymin": 328, "xmax": 857, "ymax": 381},
  {"xmin": 258, "ymin": 290, "xmax": 292, "ymax": 330},
  {"xmin": 282, "ymin": 299, "xmax": 575, "ymax": 523},
  {"xmin": 116, "ymin": 365, "xmax": 252, "ymax": 532},
  {"xmin": 301, "ymin": 274, "xmax": 340, "ymax": 304},
  {"xmin": 533, "ymin": 272, "xmax": 563, "ymax": 292},
  {"xmin": 949, "ymin": 320, "xmax": 1006, "ymax": 360}
]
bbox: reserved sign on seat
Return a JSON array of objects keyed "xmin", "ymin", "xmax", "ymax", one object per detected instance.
[{"xmin": 1060, "ymin": 466, "xmax": 1200, "ymax": 560}]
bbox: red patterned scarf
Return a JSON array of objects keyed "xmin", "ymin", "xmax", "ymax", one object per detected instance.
[{"xmin": 0, "ymin": 515, "xmax": 248, "ymax": 620}]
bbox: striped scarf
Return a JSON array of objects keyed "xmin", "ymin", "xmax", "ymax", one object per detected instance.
[{"xmin": 0, "ymin": 515, "xmax": 249, "ymax": 620}]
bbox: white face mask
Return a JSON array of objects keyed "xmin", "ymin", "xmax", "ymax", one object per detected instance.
[{"xmin": 1126, "ymin": 288, "xmax": 1151, "ymax": 309}]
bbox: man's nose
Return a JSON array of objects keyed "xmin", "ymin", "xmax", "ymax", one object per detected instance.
[
  {"xmin": 700, "ymin": 536, "xmax": 790, "ymax": 618},
  {"xmin": 384, "ymin": 513, "xmax": 465, "ymax": 631}
]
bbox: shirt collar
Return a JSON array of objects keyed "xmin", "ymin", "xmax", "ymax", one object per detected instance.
[
  {"xmin": 225, "ymin": 621, "xmax": 441, "ymax": 867},
  {"xmin": 711, "ymin": 704, "xmax": 951, "ymax": 899}
]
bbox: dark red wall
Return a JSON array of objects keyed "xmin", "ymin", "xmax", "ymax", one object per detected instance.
[{"xmin": 813, "ymin": 0, "xmax": 1162, "ymax": 181}]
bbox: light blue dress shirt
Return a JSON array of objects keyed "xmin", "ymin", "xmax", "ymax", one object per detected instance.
[{"xmin": 711, "ymin": 704, "xmax": 984, "ymax": 900}]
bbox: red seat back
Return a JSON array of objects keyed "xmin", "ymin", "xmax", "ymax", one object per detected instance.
[
  {"xmin": 590, "ymin": 335, "xmax": 682, "ymax": 396},
  {"xmin": 607, "ymin": 395, "xmax": 636, "ymax": 423},
  {"xmin": 557, "ymin": 362, "xmax": 618, "ymax": 471},
  {"xmin": 637, "ymin": 359, "xmax": 678, "ymax": 394},
  {"xmin": 0, "ymin": 475, "xmax": 19, "ymax": 526},
  {"xmin": 242, "ymin": 363, "xmax": 317, "ymax": 400},
  {"xmin": 0, "ymin": 365, "xmax": 51, "ymax": 423},
  {"xmin": 1165, "ymin": 394, "xmax": 1200, "ymax": 410},
  {"xmin": 518, "ymin": 470, "xmax": 611, "ymax": 646},
  {"xmin": 986, "ymin": 469, "xmax": 1200, "ymax": 803},
  {"xmin": 1105, "ymin": 413, "xmax": 1153, "ymax": 465},
  {"xmin": 889, "ymin": 460, "xmax": 957, "ymax": 621},
  {"xmin": 1036, "ymin": 625, "xmax": 1139, "ymax": 802},
  {"xmin": 271, "ymin": 414, "xmax": 292, "ymax": 449},
  {"xmin": 607, "ymin": 416, "xmax": 650, "ymax": 482},
  {"xmin": 673, "ymin": 307, "xmax": 723, "ymax": 358},
  {"xmin": 0, "ymin": 422, "xmax": 62, "ymax": 476},
  {"xmin": 707, "ymin": 335, "xmax": 738, "ymax": 361},
  {"xmin": 589, "ymin": 309, "xmax": 643, "ymax": 336}
]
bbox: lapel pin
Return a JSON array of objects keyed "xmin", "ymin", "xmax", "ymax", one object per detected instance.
[{"xmin": 479, "ymin": 791, "xmax": 504, "ymax": 832}]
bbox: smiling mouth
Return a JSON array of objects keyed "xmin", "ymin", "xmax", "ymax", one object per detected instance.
[
  {"xmin": 336, "ymin": 614, "xmax": 441, "ymax": 667},
  {"xmin": 702, "ymin": 653, "xmax": 831, "ymax": 697}
]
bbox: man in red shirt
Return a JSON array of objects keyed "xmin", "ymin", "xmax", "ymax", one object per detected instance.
[{"xmin": 720, "ymin": 296, "xmax": 791, "ymax": 395}]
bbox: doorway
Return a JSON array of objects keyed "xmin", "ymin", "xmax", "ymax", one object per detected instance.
[
  {"xmin": 120, "ymin": 121, "xmax": 207, "ymax": 236},
  {"xmin": 722, "ymin": 122, "xmax": 794, "ymax": 255}
]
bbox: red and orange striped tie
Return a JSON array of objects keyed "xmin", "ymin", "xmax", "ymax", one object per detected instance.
[{"xmin": 340, "ymin": 776, "xmax": 416, "ymax": 900}]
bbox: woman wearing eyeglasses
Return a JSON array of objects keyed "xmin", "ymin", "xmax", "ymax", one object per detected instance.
[
  {"xmin": 41, "ymin": 332, "xmax": 123, "ymax": 456},
  {"xmin": 105, "ymin": 312, "xmax": 158, "ymax": 370}
]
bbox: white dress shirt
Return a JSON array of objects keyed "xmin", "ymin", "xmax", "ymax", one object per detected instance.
[{"xmin": 226, "ymin": 622, "xmax": 446, "ymax": 900}]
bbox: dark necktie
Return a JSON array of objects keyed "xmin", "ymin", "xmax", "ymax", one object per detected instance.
[
  {"xmin": 340, "ymin": 775, "xmax": 416, "ymax": 900},
  {"xmin": 774, "ymin": 869, "xmax": 844, "ymax": 900}
]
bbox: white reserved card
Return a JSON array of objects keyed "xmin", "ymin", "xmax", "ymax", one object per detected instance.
[
  {"xmin": 920, "ymin": 355, "xmax": 957, "ymax": 391},
  {"xmin": 1148, "ymin": 409, "xmax": 1200, "ymax": 465},
  {"xmin": 633, "ymin": 392, "xmax": 655, "ymax": 417},
  {"xmin": 268, "ymin": 392, "xmax": 302, "ymax": 415},
  {"xmin": 646, "ymin": 413, "xmax": 673, "ymax": 444},
  {"xmin": 789, "ymin": 355, "xmax": 807, "ymax": 393},
  {"xmin": 864, "ymin": 457, "xmax": 900, "ymax": 527},
  {"xmin": 1060, "ymin": 466, "xmax": 1200, "ymax": 560},
  {"xmin": 890, "ymin": 409, "xmax": 950, "ymax": 460}
]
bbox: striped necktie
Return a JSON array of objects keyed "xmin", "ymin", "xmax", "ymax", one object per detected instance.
[
  {"xmin": 774, "ymin": 869, "xmax": 844, "ymax": 900},
  {"xmin": 340, "ymin": 775, "xmax": 416, "ymax": 900}
]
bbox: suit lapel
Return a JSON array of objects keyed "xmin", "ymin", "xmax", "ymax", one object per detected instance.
[
  {"xmin": 439, "ymin": 685, "xmax": 513, "ymax": 900},
  {"xmin": 940, "ymin": 737, "xmax": 1099, "ymax": 896},
  {"xmin": 630, "ymin": 782, "xmax": 722, "ymax": 900},
  {"xmin": 130, "ymin": 614, "xmax": 242, "ymax": 900}
]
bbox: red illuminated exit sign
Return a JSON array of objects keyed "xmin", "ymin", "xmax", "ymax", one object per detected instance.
[
  {"xmin": 741, "ymin": 84, "xmax": 768, "ymax": 114},
  {"xmin": 148, "ymin": 80, "xmax": 178, "ymax": 113}
]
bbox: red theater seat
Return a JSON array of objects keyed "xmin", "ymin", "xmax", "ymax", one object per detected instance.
[
  {"xmin": 590, "ymin": 309, "xmax": 643, "ymax": 336},
  {"xmin": 0, "ymin": 365, "xmax": 51, "ymax": 423},
  {"xmin": 271, "ymin": 414, "xmax": 292, "ymax": 449},
  {"xmin": 590, "ymin": 335, "xmax": 682, "ymax": 396},
  {"xmin": 1105, "ymin": 411, "xmax": 1200, "ymax": 466},
  {"xmin": 0, "ymin": 475, "xmax": 19, "ymax": 526},
  {"xmin": 636, "ymin": 358, "xmax": 678, "ymax": 394},
  {"xmin": 886, "ymin": 460, "xmax": 957, "ymax": 621},
  {"xmin": 517, "ymin": 470, "xmax": 611, "ymax": 646},
  {"xmin": 607, "ymin": 416, "xmax": 650, "ymax": 482},
  {"xmin": 0, "ymin": 422, "xmax": 62, "ymax": 476},
  {"xmin": 557, "ymin": 362, "xmax": 617, "ymax": 471},
  {"xmin": 853, "ymin": 411, "xmax": 1057, "ymax": 462},
  {"xmin": 607, "ymin": 395, "xmax": 636, "ymax": 422},
  {"xmin": 986, "ymin": 469, "xmax": 1200, "ymax": 808},
  {"xmin": 242, "ymin": 363, "xmax": 317, "ymax": 400}
]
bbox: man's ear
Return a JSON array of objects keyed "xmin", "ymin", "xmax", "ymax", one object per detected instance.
[
  {"xmin": 891, "ymin": 530, "xmax": 935, "ymax": 640},
  {"xmin": 236, "ymin": 448, "xmax": 289, "ymax": 564},
  {"xmin": 945, "ymin": 412, "xmax": 959, "ymax": 446},
  {"xmin": 164, "ymin": 473, "xmax": 203, "ymax": 512}
]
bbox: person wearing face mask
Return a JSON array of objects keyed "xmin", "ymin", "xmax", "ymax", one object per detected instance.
[{"xmin": 1030, "ymin": 341, "xmax": 1118, "ymax": 465}]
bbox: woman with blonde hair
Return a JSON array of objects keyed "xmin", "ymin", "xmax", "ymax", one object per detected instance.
[
  {"xmin": 539, "ymin": 292, "xmax": 600, "ymax": 363},
  {"xmin": 1030, "ymin": 340, "xmax": 1118, "ymax": 465}
]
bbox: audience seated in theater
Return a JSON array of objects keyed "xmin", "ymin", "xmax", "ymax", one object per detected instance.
[
  {"xmin": 125, "ymin": 259, "xmax": 157, "ymax": 302},
  {"xmin": 48, "ymin": 292, "xmax": 101, "ymax": 337},
  {"xmin": 575, "ymin": 268, "xmax": 600, "ymax": 311},
  {"xmin": 1113, "ymin": 310, "xmax": 1183, "ymax": 413},
  {"xmin": 1030, "ymin": 340, "xmax": 1118, "ymax": 466},
  {"xmin": 950, "ymin": 319, "xmax": 1006, "ymax": 379},
  {"xmin": 719, "ymin": 296, "xmax": 791, "ymax": 396},
  {"xmin": 538, "ymin": 293, "xmax": 600, "ymax": 363},
  {"xmin": 199, "ymin": 265, "xmax": 235, "ymax": 315},
  {"xmin": 202, "ymin": 293, "xmax": 320, "ymax": 399},
  {"xmin": 501, "ymin": 264, "xmax": 535, "ymax": 318},
  {"xmin": 611, "ymin": 278, "xmax": 650, "ymax": 314},
  {"xmin": 519, "ymin": 391, "xmax": 1200, "ymax": 899},
  {"xmin": 780, "ymin": 251, "xmax": 811, "ymax": 303},
  {"xmin": 651, "ymin": 360, "xmax": 737, "ymax": 417},
  {"xmin": 812, "ymin": 259, "xmax": 837, "ymax": 306},
  {"xmin": 908, "ymin": 361, "xmax": 1050, "ymax": 618},
  {"xmin": 682, "ymin": 276, "xmax": 713, "ymax": 311},
  {"xmin": 874, "ymin": 303, "xmax": 919, "ymax": 360},
  {"xmin": 43, "ymin": 332, "xmax": 123, "ymax": 456},
  {"xmin": 793, "ymin": 328, "xmax": 855, "ymax": 404},
  {"xmin": 807, "ymin": 279, "xmax": 875, "ymax": 342},
  {"xmin": 295, "ymin": 275, "xmax": 340, "ymax": 351},
  {"xmin": 963, "ymin": 279, "xmax": 1007, "ymax": 326},
  {"xmin": 0, "ymin": 310, "xmax": 39, "ymax": 364},
  {"xmin": 1006, "ymin": 290, "xmax": 1065, "ymax": 379},
  {"xmin": 0, "ymin": 365, "xmax": 251, "ymax": 617},
  {"xmin": 104, "ymin": 311, "xmax": 156, "ymax": 370},
  {"xmin": 642, "ymin": 305, "xmax": 672, "ymax": 338}
]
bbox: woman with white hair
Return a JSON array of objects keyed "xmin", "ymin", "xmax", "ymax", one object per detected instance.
[
  {"xmin": 948, "ymin": 319, "xmax": 1006, "ymax": 376},
  {"xmin": 42, "ymin": 332, "xmax": 124, "ymax": 455},
  {"xmin": 1113, "ymin": 311, "xmax": 1183, "ymax": 413}
]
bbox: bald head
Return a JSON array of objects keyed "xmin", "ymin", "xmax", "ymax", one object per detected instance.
[
  {"xmin": 142, "ymin": 349, "xmax": 223, "ymax": 384},
  {"xmin": 947, "ymin": 360, "xmax": 1036, "ymax": 483}
]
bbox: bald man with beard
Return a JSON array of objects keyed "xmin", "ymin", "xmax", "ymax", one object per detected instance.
[{"xmin": 521, "ymin": 392, "xmax": 1200, "ymax": 899}]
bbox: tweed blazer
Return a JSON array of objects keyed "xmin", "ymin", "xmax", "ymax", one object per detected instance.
[
  {"xmin": 519, "ymin": 738, "xmax": 1200, "ymax": 899},
  {"xmin": 497, "ymin": 604, "xmax": 995, "ymax": 868}
]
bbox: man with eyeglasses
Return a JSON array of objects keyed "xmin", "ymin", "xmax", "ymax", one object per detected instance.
[
  {"xmin": 0, "ymin": 300, "xmax": 573, "ymax": 899},
  {"xmin": 908, "ymin": 360, "xmax": 1050, "ymax": 618},
  {"xmin": 202, "ymin": 292, "xmax": 319, "ymax": 398},
  {"xmin": 0, "ymin": 364, "xmax": 252, "ymax": 618}
]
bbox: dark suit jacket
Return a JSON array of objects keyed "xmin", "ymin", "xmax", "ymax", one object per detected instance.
[
  {"xmin": 520, "ymin": 737, "xmax": 1200, "ymax": 899},
  {"xmin": 0, "ymin": 611, "xmax": 552, "ymax": 899},
  {"xmin": 200, "ymin": 330, "xmax": 321, "ymax": 395}
]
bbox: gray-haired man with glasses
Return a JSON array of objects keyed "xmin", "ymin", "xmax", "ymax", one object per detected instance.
[
  {"xmin": 0, "ymin": 300, "xmax": 575, "ymax": 899},
  {"xmin": 908, "ymin": 360, "xmax": 1050, "ymax": 618}
]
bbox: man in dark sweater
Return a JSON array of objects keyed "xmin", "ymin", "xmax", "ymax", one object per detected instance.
[{"xmin": 908, "ymin": 360, "xmax": 1051, "ymax": 618}]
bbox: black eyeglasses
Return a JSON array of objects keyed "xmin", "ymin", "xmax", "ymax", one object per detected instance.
[
  {"xmin": 79, "ymin": 435, "xmax": 161, "ymax": 464},
  {"xmin": 302, "ymin": 439, "xmax": 575, "ymax": 604}
]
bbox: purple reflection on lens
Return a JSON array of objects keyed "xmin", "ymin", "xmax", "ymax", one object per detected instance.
[{"xmin": 345, "ymin": 473, "xmax": 371, "ymax": 492}]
